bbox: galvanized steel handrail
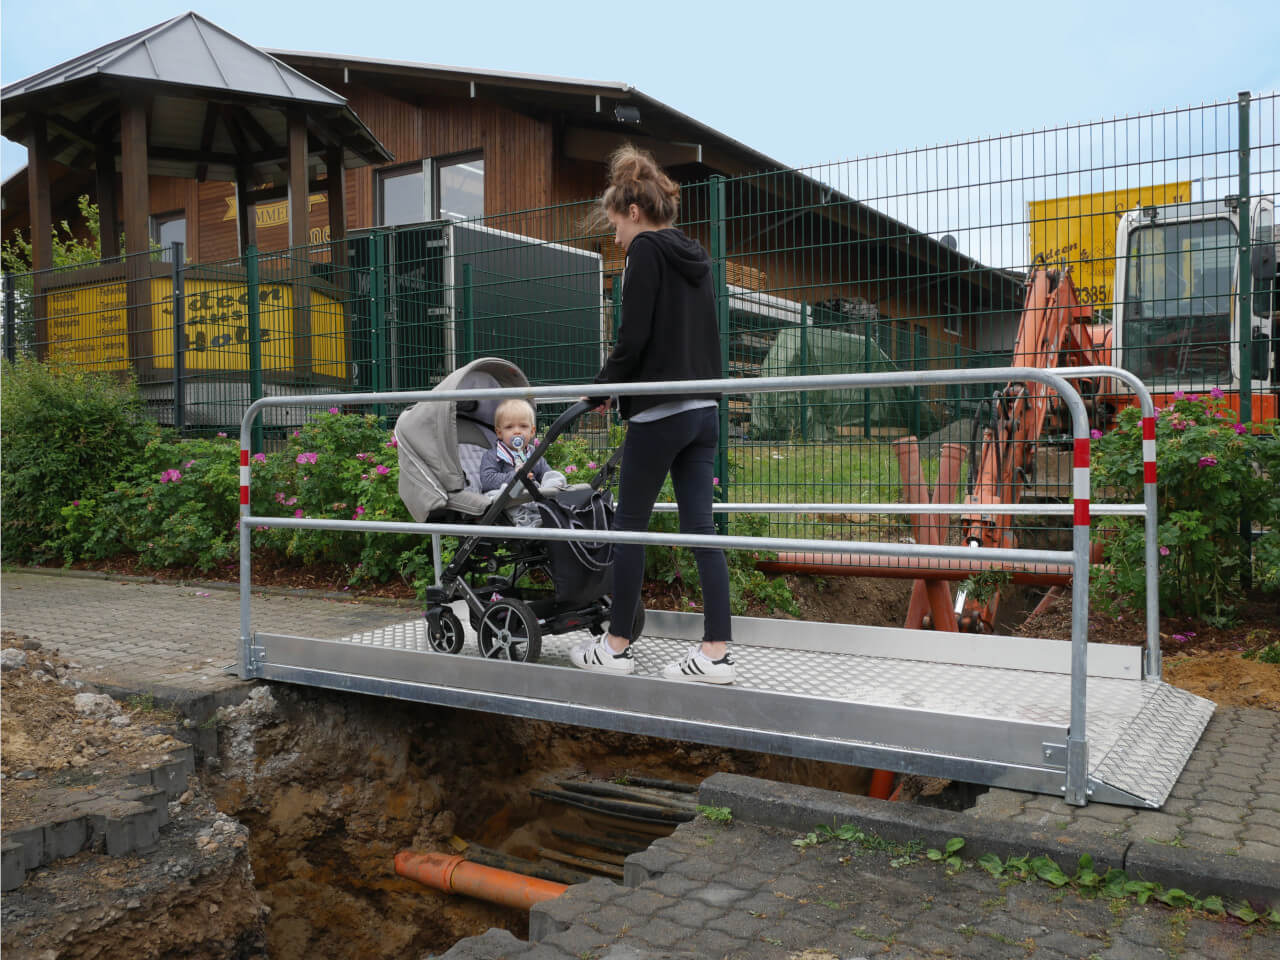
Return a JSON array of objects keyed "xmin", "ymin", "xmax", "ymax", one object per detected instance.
[{"xmin": 238, "ymin": 365, "xmax": 1154, "ymax": 806}]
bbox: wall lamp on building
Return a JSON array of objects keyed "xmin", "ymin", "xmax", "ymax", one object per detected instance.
[{"xmin": 614, "ymin": 105, "xmax": 641, "ymax": 125}]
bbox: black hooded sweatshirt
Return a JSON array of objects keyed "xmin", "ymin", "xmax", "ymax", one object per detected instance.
[{"xmin": 592, "ymin": 228, "xmax": 723, "ymax": 420}]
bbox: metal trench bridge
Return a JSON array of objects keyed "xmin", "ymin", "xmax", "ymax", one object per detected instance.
[{"xmin": 236, "ymin": 368, "xmax": 1213, "ymax": 809}]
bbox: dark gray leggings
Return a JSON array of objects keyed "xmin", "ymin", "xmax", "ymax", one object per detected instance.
[{"xmin": 609, "ymin": 406, "xmax": 732, "ymax": 645}]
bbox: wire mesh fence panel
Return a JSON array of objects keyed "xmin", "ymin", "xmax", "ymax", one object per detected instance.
[{"xmin": 4, "ymin": 92, "xmax": 1276, "ymax": 620}]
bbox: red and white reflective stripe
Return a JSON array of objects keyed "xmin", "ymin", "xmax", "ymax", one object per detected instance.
[
  {"xmin": 1073, "ymin": 437, "xmax": 1090, "ymax": 526},
  {"xmin": 1141, "ymin": 416, "xmax": 1157, "ymax": 485},
  {"xmin": 240, "ymin": 448, "xmax": 250, "ymax": 506}
]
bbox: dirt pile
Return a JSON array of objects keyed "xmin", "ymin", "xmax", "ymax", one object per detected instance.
[{"xmin": 1, "ymin": 632, "xmax": 268, "ymax": 958}]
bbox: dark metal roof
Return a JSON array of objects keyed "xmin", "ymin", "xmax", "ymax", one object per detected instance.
[
  {"xmin": 1, "ymin": 12, "xmax": 392, "ymax": 182},
  {"xmin": 4, "ymin": 12, "xmax": 346, "ymax": 106}
]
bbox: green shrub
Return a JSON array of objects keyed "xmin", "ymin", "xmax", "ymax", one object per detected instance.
[
  {"xmin": 1, "ymin": 359, "xmax": 159, "ymax": 563},
  {"xmin": 1091, "ymin": 392, "xmax": 1279, "ymax": 621}
]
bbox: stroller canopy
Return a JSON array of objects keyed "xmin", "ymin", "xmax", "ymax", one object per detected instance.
[{"xmin": 396, "ymin": 357, "xmax": 531, "ymax": 520}]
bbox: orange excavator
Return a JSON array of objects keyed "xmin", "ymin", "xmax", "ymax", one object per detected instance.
[{"xmin": 953, "ymin": 267, "xmax": 1114, "ymax": 632}]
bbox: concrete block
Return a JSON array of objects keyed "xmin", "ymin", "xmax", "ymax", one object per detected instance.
[
  {"xmin": 104, "ymin": 805, "xmax": 162, "ymax": 857},
  {"xmin": 42, "ymin": 816, "xmax": 89, "ymax": 861},
  {"xmin": 130, "ymin": 746, "xmax": 196, "ymax": 799},
  {"xmin": 1125, "ymin": 841, "xmax": 1280, "ymax": 907},
  {"xmin": 1, "ymin": 841, "xmax": 28, "ymax": 892},
  {"xmin": 699, "ymin": 772, "xmax": 1128, "ymax": 873},
  {"xmin": 6, "ymin": 826, "xmax": 44, "ymax": 870},
  {"xmin": 117, "ymin": 786, "xmax": 170, "ymax": 827}
]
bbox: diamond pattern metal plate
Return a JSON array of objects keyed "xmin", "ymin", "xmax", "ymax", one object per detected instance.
[{"xmin": 336, "ymin": 611, "xmax": 1212, "ymax": 807}]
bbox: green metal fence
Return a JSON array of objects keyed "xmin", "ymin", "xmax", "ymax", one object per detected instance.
[{"xmin": 4, "ymin": 92, "xmax": 1277, "ymax": 605}]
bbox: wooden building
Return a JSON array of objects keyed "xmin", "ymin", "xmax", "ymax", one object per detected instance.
[{"xmin": 2, "ymin": 14, "xmax": 1023, "ymax": 396}]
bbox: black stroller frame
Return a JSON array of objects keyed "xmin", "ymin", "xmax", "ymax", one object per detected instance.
[{"xmin": 422, "ymin": 399, "xmax": 629, "ymax": 664}]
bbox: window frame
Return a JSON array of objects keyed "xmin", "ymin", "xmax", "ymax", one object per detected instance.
[
  {"xmin": 433, "ymin": 151, "xmax": 485, "ymax": 222},
  {"xmin": 377, "ymin": 162, "xmax": 430, "ymax": 227}
]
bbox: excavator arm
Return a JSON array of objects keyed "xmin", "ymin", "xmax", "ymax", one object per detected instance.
[{"xmin": 957, "ymin": 268, "xmax": 1112, "ymax": 631}]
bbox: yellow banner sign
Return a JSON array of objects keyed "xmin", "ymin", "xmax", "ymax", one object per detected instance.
[
  {"xmin": 1028, "ymin": 182, "xmax": 1191, "ymax": 307},
  {"xmin": 46, "ymin": 277, "xmax": 347, "ymax": 378},
  {"xmin": 223, "ymin": 193, "xmax": 327, "ymax": 227}
]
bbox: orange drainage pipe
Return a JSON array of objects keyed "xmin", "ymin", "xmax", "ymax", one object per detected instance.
[{"xmin": 394, "ymin": 850, "xmax": 567, "ymax": 911}]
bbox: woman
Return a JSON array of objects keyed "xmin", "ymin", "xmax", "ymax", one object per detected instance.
[{"xmin": 570, "ymin": 145, "xmax": 735, "ymax": 684}]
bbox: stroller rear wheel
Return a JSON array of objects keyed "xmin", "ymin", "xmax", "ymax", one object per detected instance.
[
  {"xmin": 478, "ymin": 598, "xmax": 542, "ymax": 663},
  {"xmin": 425, "ymin": 607, "xmax": 465, "ymax": 654}
]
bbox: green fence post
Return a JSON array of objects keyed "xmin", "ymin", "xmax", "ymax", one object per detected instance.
[
  {"xmin": 1237, "ymin": 91, "xmax": 1253, "ymax": 427},
  {"xmin": 1237, "ymin": 90, "xmax": 1253, "ymax": 587},
  {"xmin": 863, "ymin": 319, "xmax": 872, "ymax": 439},
  {"xmin": 370, "ymin": 231, "xmax": 386, "ymax": 422},
  {"xmin": 798, "ymin": 302, "xmax": 809, "ymax": 441},
  {"xmin": 245, "ymin": 245, "xmax": 263, "ymax": 454},
  {"xmin": 460, "ymin": 262, "xmax": 475, "ymax": 365},
  {"xmin": 911, "ymin": 330, "xmax": 922, "ymax": 439},
  {"xmin": 710, "ymin": 175, "xmax": 729, "ymax": 534}
]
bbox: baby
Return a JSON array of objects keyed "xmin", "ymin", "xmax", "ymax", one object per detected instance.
[{"xmin": 480, "ymin": 398, "xmax": 567, "ymax": 526}]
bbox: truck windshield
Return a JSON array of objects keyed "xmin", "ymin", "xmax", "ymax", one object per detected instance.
[{"xmin": 1121, "ymin": 218, "xmax": 1236, "ymax": 387}]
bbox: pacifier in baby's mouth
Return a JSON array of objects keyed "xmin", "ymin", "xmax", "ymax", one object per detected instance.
[{"xmin": 511, "ymin": 435, "xmax": 524, "ymax": 450}]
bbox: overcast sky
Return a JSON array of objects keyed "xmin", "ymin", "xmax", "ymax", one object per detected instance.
[{"xmin": 3, "ymin": 0, "xmax": 1278, "ymax": 189}]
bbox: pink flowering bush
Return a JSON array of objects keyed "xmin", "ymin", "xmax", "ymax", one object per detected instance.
[{"xmin": 1091, "ymin": 394, "xmax": 1279, "ymax": 620}]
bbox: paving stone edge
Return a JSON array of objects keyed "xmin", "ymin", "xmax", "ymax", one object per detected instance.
[
  {"xmin": 5, "ymin": 565, "xmax": 420, "ymax": 608},
  {"xmin": 698, "ymin": 771, "xmax": 1280, "ymax": 907}
]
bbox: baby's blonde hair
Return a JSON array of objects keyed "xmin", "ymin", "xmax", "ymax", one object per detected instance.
[{"xmin": 494, "ymin": 398, "xmax": 536, "ymax": 430}]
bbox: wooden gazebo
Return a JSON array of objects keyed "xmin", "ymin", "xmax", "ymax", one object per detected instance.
[{"xmin": 1, "ymin": 11, "xmax": 392, "ymax": 357}]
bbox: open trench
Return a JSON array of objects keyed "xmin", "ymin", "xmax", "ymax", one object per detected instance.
[{"xmin": 207, "ymin": 681, "xmax": 890, "ymax": 960}]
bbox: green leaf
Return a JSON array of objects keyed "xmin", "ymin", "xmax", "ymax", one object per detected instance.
[
  {"xmin": 1228, "ymin": 901, "xmax": 1260, "ymax": 923},
  {"xmin": 1201, "ymin": 895, "xmax": 1225, "ymax": 915},
  {"xmin": 1030, "ymin": 855, "xmax": 1069, "ymax": 887},
  {"xmin": 926, "ymin": 848, "xmax": 943, "ymax": 861},
  {"xmin": 977, "ymin": 853, "xmax": 1005, "ymax": 877},
  {"xmin": 944, "ymin": 837, "xmax": 965, "ymax": 856}
]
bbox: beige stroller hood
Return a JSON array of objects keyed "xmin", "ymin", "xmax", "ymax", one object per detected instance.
[{"xmin": 395, "ymin": 357, "xmax": 531, "ymax": 520}]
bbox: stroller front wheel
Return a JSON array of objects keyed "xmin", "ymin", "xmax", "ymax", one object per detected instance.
[
  {"xmin": 478, "ymin": 598, "xmax": 543, "ymax": 663},
  {"xmin": 425, "ymin": 607, "xmax": 465, "ymax": 654}
]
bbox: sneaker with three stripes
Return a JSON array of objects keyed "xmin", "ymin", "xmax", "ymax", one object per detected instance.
[
  {"xmin": 662, "ymin": 645, "xmax": 736, "ymax": 684},
  {"xmin": 569, "ymin": 637, "xmax": 635, "ymax": 675}
]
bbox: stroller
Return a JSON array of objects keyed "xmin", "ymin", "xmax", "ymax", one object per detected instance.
[{"xmin": 395, "ymin": 357, "xmax": 639, "ymax": 663}]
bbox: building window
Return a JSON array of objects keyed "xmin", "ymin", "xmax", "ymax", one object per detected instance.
[
  {"xmin": 378, "ymin": 164, "xmax": 427, "ymax": 226},
  {"xmin": 943, "ymin": 308, "xmax": 962, "ymax": 337},
  {"xmin": 435, "ymin": 154, "xmax": 484, "ymax": 221},
  {"xmin": 150, "ymin": 211, "xmax": 186, "ymax": 258}
]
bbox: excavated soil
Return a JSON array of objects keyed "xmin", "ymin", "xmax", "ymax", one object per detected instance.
[
  {"xmin": 1018, "ymin": 590, "xmax": 1280, "ymax": 710},
  {"xmin": 208, "ymin": 683, "xmax": 875, "ymax": 960}
]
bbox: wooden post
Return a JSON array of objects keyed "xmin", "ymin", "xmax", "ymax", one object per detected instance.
[
  {"xmin": 121, "ymin": 99, "xmax": 151, "ymax": 374},
  {"xmin": 326, "ymin": 146, "xmax": 346, "ymax": 269},
  {"xmin": 288, "ymin": 108, "xmax": 308, "ymax": 248},
  {"xmin": 26, "ymin": 114, "xmax": 52, "ymax": 358},
  {"xmin": 95, "ymin": 141, "xmax": 120, "ymax": 259},
  {"xmin": 287, "ymin": 107, "xmax": 312, "ymax": 381}
]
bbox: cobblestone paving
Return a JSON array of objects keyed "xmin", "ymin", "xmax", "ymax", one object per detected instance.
[
  {"xmin": 0, "ymin": 570, "xmax": 412, "ymax": 697},
  {"xmin": 971, "ymin": 707, "xmax": 1280, "ymax": 864},
  {"xmin": 438, "ymin": 818, "xmax": 1277, "ymax": 960}
]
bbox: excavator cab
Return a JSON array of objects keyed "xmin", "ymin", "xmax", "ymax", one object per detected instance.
[{"xmin": 1113, "ymin": 196, "xmax": 1278, "ymax": 405}]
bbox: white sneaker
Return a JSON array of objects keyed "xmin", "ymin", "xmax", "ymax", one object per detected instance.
[
  {"xmin": 570, "ymin": 637, "xmax": 635, "ymax": 675},
  {"xmin": 662, "ymin": 645, "xmax": 736, "ymax": 684}
]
